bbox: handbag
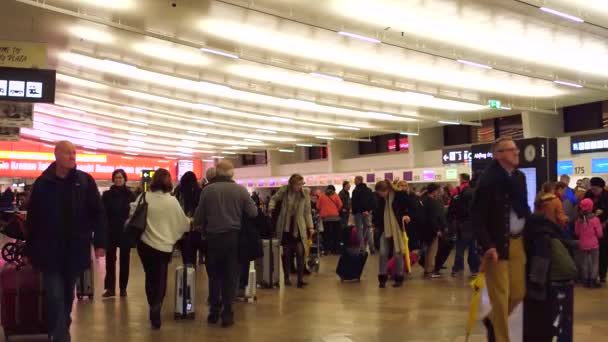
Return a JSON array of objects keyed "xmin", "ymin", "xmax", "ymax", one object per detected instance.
[
  {"xmin": 549, "ymin": 238, "xmax": 577, "ymax": 281},
  {"xmin": 125, "ymin": 193, "xmax": 148, "ymax": 243}
]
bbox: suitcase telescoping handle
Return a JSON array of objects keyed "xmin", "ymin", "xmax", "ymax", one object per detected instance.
[{"xmin": 182, "ymin": 265, "xmax": 188, "ymax": 314}]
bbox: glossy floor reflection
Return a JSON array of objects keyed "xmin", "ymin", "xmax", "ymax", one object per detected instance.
[{"xmin": 5, "ymin": 252, "xmax": 608, "ymax": 341}]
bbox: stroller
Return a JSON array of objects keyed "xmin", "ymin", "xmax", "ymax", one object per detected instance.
[
  {"xmin": 307, "ymin": 212, "xmax": 322, "ymax": 273},
  {"xmin": 0, "ymin": 211, "xmax": 27, "ymax": 268}
]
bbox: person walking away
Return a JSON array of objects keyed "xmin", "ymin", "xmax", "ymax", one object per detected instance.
[
  {"xmin": 471, "ymin": 137, "xmax": 530, "ymax": 342},
  {"xmin": 535, "ymin": 181, "xmax": 568, "ymax": 228},
  {"xmin": 0, "ymin": 186, "xmax": 15, "ymax": 208},
  {"xmin": 317, "ymin": 185, "xmax": 343, "ymax": 254},
  {"xmin": 134, "ymin": 168, "xmax": 190, "ymax": 329},
  {"xmin": 102, "ymin": 169, "xmax": 136, "ymax": 298},
  {"xmin": 584, "ymin": 177, "xmax": 608, "ymax": 283},
  {"xmin": 351, "ymin": 176, "xmax": 376, "ymax": 253},
  {"xmin": 25, "ymin": 141, "xmax": 107, "ymax": 342},
  {"xmin": 576, "ymin": 198, "xmax": 604, "ymax": 288},
  {"xmin": 339, "ymin": 181, "xmax": 351, "ymax": 229},
  {"xmin": 193, "ymin": 161, "xmax": 257, "ymax": 327},
  {"xmin": 372, "ymin": 181, "xmax": 411, "ymax": 288},
  {"xmin": 269, "ymin": 174, "xmax": 314, "ymax": 288},
  {"xmin": 421, "ymin": 183, "xmax": 447, "ymax": 278},
  {"xmin": 450, "ymin": 174, "xmax": 480, "ymax": 278},
  {"xmin": 174, "ymin": 171, "xmax": 203, "ymax": 266}
]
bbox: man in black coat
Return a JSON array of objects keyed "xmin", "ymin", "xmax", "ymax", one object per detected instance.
[
  {"xmin": 421, "ymin": 183, "xmax": 447, "ymax": 277},
  {"xmin": 471, "ymin": 137, "xmax": 530, "ymax": 342},
  {"xmin": 25, "ymin": 141, "xmax": 107, "ymax": 342},
  {"xmin": 351, "ymin": 176, "xmax": 376, "ymax": 252},
  {"xmin": 339, "ymin": 181, "xmax": 352, "ymax": 229}
]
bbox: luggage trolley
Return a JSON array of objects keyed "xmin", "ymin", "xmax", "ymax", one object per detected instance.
[{"xmin": 0, "ymin": 211, "xmax": 27, "ymax": 269}]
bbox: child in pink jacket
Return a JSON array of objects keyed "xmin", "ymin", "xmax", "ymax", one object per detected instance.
[{"xmin": 575, "ymin": 198, "xmax": 604, "ymax": 288}]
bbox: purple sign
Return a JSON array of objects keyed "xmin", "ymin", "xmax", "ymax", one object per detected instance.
[
  {"xmin": 280, "ymin": 177, "xmax": 288, "ymax": 185},
  {"xmin": 403, "ymin": 171, "xmax": 413, "ymax": 181},
  {"xmin": 366, "ymin": 173, "xmax": 375, "ymax": 183},
  {"xmin": 269, "ymin": 179, "xmax": 276, "ymax": 187},
  {"xmin": 258, "ymin": 179, "xmax": 265, "ymax": 187},
  {"xmin": 247, "ymin": 179, "xmax": 254, "ymax": 187},
  {"xmin": 422, "ymin": 170, "xmax": 435, "ymax": 181},
  {"xmin": 236, "ymin": 179, "xmax": 244, "ymax": 185},
  {"xmin": 384, "ymin": 172, "xmax": 393, "ymax": 181}
]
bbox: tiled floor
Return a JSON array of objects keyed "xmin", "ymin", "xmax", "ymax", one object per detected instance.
[{"xmin": 4, "ymin": 251, "xmax": 608, "ymax": 341}]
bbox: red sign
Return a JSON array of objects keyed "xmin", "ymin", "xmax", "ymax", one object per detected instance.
[
  {"xmin": 0, "ymin": 141, "xmax": 202, "ymax": 181},
  {"xmin": 388, "ymin": 139, "xmax": 397, "ymax": 152},
  {"xmin": 399, "ymin": 138, "xmax": 409, "ymax": 152}
]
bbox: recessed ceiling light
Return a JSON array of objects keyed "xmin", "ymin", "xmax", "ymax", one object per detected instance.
[
  {"xmin": 279, "ymin": 149, "xmax": 295, "ymax": 153},
  {"xmin": 222, "ymin": 151, "xmax": 237, "ymax": 155},
  {"xmin": 296, "ymin": 143, "xmax": 313, "ymax": 147},
  {"xmin": 338, "ymin": 125, "xmax": 360, "ymax": 131},
  {"xmin": 199, "ymin": 81, "xmax": 232, "ymax": 92},
  {"xmin": 200, "ymin": 47, "xmax": 239, "ymax": 59},
  {"xmin": 212, "ymin": 156, "xmax": 225, "ymax": 159},
  {"xmin": 540, "ymin": 7, "xmax": 584, "ymax": 23},
  {"xmin": 337, "ymin": 31, "xmax": 381, "ymax": 43},
  {"xmin": 316, "ymin": 136, "xmax": 334, "ymax": 140},
  {"xmin": 404, "ymin": 91, "xmax": 435, "ymax": 99},
  {"xmin": 128, "ymin": 139, "xmax": 145, "ymax": 145},
  {"xmin": 309, "ymin": 72, "xmax": 343, "ymax": 82},
  {"xmin": 457, "ymin": 59, "xmax": 492, "ymax": 70},
  {"xmin": 400, "ymin": 132, "xmax": 419, "ymax": 136}
]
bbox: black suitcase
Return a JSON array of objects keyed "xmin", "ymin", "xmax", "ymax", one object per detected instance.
[
  {"xmin": 336, "ymin": 251, "xmax": 368, "ymax": 281},
  {"xmin": 523, "ymin": 281, "xmax": 573, "ymax": 342}
]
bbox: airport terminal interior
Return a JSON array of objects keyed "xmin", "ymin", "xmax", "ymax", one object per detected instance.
[{"xmin": 3, "ymin": 0, "xmax": 608, "ymax": 341}]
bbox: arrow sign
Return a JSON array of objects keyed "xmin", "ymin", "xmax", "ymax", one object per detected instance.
[{"xmin": 443, "ymin": 154, "xmax": 449, "ymax": 161}]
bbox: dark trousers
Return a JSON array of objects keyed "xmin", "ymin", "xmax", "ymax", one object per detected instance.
[
  {"xmin": 239, "ymin": 261, "xmax": 249, "ymax": 290},
  {"xmin": 207, "ymin": 231, "xmax": 239, "ymax": 319},
  {"xmin": 323, "ymin": 220, "xmax": 341, "ymax": 254},
  {"xmin": 600, "ymin": 237, "xmax": 608, "ymax": 281},
  {"xmin": 104, "ymin": 244, "xmax": 131, "ymax": 291},
  {"xmin": 434, "ymin": 238, "xmax": 455, "ymax": 273},
  {"xmin": 137, "ymin": 242, "xmax": 172, "ymax": 323},
  {"xmin": 179, "ymin": 231, "xmax": 205, "ymax": 266},
  {"xmin": 43, "ymin": 271, "xmax": 78, "ymax": 342},
  {"xmin": 452, "ymin": 236, "xmax": 480, "ymax": 274}
]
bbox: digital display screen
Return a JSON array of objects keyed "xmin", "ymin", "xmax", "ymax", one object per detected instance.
[
  {"xmin": 399, "ymin": 138, "xmax": 409, "ymax": 152},
  {"xmin": 520, "ymin": 167, "xmax": 537, "ymax": 212},
  {"xmin": 0, "ymin": 67, "xmax": 56, "ymax": 103},
  {"xmin": 592, "ymin": 158, "xmax": 608, "ymax": 174},
  {"xmin": 388, "ymin": 139, "xmax": 397, "ymax": 152},
  {"xmin": 557, "ymin": 161, "xmax": 573, "ymax": 175},
  {"xmin": 571, "ymin": 132, "xmax": 608, "ymax": 154},
  {"xmin": 422, "ymin": 170, "xmax": 435, "ymax": 181}
]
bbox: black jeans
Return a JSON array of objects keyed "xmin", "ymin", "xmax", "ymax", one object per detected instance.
[
  {"xmin": 104, "ymin": 244, "xmax": 131, "ymax": 292},
  {"xmin": 434, "ymin": 238, "xmax": 455, "ymax": 273},
  {"xmin": 137, "ymin": 242, "xmax": 172, "ymax": 323},
  {"xmin": 206, "ymin": 231, "xmax": 239, "ymax": 319}
]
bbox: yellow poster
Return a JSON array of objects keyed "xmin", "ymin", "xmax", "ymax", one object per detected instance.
[{"xmin": 0, "ymin": 40, "xmax": 47, "ymax": 68}]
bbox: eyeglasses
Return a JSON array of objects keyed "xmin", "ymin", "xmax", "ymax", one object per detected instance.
[{"xmin": 496, "ymin": 148, "xmax": 519, "ymax": 153}]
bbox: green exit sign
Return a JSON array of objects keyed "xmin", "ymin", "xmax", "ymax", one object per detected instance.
[{"xmin": 488, "ymin": 99, "xmax": 501, "ymax": 109}]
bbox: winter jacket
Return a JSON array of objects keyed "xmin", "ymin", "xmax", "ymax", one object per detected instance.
[
  {"xmin": 471, "ymin": 160, "xmax": 530, "ymax": 260},
  {"xmin": 351, "ymin": 183, "xmax": 375, "ymax": 214},
  {"xmin": 239, "ymin": 207, "xmax": 265, "ymax": 264},
  {"xmin": 575, "ymin": 215, "xmax": 603, "ymax": 251},
  {"xmin": 102, "ymin": 185, "xmax": 136, "ymax": 248},
  {"xmin": 25, "ymin": 163, "xmax": 107, "ymax": 274},
  {"xmin": 339, "ymin": 189, "xmax": 351, "ymax": 212},
  {"xmin": 371, "ymin": 190, "xmax": 412, "ymax": 237},
  {"xmin": 535, "ymin": 193, "xmax": 568, "ymax": 228},
  {"xmin": 0, "ymin": 188, "xmax": 14, "ymax": 208},
  {"xmin": 317, "ymin": 192, "xmax": 343, "ymax": 219},
  {"xmin": 269, "ymin": 186, "xmax": 313, "ymax": 247},
  {"xmin": 420, "ymin": 195, "xmax": 447, "ymax": 244}
]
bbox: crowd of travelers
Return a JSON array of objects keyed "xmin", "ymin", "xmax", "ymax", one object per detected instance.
[{"xmin": 17, "ymin": 139, "xmax": 607, "ymax": 341}]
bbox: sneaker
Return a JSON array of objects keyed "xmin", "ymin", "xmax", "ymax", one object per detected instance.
[
  {"xmin": 102, "ymin": 290, "xmax": 115, "ymax": 298},
  {"xmin": 431, "ymin": 272, "xmax": 442, "ymax": 279},
  {"xmin": 120, "ymin": 289, "xmax": 127, "ymax": 297}
]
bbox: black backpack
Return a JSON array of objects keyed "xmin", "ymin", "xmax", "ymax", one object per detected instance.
[{"xmin": 448, "ymin": 186, "xmax": 473, "ymax": 223}]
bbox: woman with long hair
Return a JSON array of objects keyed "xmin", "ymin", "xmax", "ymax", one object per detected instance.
[
  {"xmin": 133, "ymin": 169, "xmax": 191, "ymax": 329},
  {"xmin": 174, "ymin": 171, "xmax": 203, "ymax": 265},
  {"xmin": 102, "ymin": 169, "xmax": 136, "ymax": 298},
  {"xmin": 269, "ymin": 174, "xmax": 313, "ymax": 288}
]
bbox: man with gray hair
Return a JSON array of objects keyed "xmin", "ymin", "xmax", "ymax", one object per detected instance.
[
  {"xmin": 193, "ymin": 161, "xmax": 257, "ymax": 327},
  {"xmin": 205, "ymin": 167, "xmax": 217, "ymax": 184}
]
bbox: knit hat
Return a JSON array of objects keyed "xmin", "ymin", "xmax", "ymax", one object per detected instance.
[
  {"xmin": 590, "ymin": 177, "xmax": 606, "ymax": 188},
  {"xmin": 580, "ymin": 198, "xmax": 594, "ymax": 214}
]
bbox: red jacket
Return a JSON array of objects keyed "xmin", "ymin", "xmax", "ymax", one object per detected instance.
[{"xmin": 317, "ymin": 193, "xmax": 343, "ymax": 219}]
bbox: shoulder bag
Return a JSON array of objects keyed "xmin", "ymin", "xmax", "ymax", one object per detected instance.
[{"xmin": 125, "ymin": 193, "xmax": 148, "ymax": 243}]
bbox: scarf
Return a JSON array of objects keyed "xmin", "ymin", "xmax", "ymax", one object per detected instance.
[{"xmin": 383, "ymin": 191, "xmax": 405, "ymax": 254}]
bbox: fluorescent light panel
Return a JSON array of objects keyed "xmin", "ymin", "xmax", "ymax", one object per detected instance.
[
  {"xmin": 337, "ymin": 31, "xmax": 381, "ymax": 43},
  {"xmin": 188, "ymin": 130, "xmax": 208, "ymax": 136},
  {"xmin": 128, "ymin": 120, "xmax": 148, "ymax": 126},
  {"xmin": 338, "ymin": 125, "xmax": 360, "ymax": 131},
  {"xmin": 540, "ymin": 7, "xmax": 584, "ymax": 23},
  {"xmin": 200, "ymin": 47, "xmax": 239, "ymax": 59},
  {"xmin": 400, "ymin": 132, "xmax": 419, "ymax": 136},
  {"xmin": 316, "ymin": 136, "xmax": 334, "ymax": 140},
  {"xmin": 129, "ymin": 131, "xmax": 147, "ymax": 136},
  {"xmin": 192, "ymin": 119, "xmax": 216, "ymax": 125},
  {"xmin": 457, "ymin": 59, "xmax": 492, "ymax": 70},
  {"xmin": 257, "ymin": 129, "xmax": 276, "ymax": 134},
  {"xmin": 279, "ymin": 149, "xmax": 294, "ymax": 153},
  {"xmin": 438, "ymin": 120, "xmax": 460, "ymax": 125},
  {"xmin": 553, "ymin": 80, "xmax": 583, "ymax": 88},
  {"xmin": 296, "ymin": 143, "xmax": 313, "ymax": 147},
  {"xmin": 309, "ymin": 72, "xmax": 343, "ymax": 81},
  {"xmin": 123, "ymin": 106, "xmax": 148, "ymax": 113}
]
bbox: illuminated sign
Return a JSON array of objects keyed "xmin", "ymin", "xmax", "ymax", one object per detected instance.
[
  {"xmin": 571, "ymin": 132, "xmax": 608, "ymax": 154},
  {"xmin": 592, "ymin": 159, "xmax": 608, "ymax": 174},
  {"xmin": 384, "ymin": 172, "xmax": 393, "ymax": 181},
  {"xmin": 366, "ymin": 173, "xmax": 375, "ymax": 183},
  {"xmin": 403, "ymin": 171, "xmax": 413, "ymax": 181},
  {"xmin": 399, "ymin": 138, "xmax": 409, "ymax": 152},
  {"xmin": 422, "ymin": 170, "xmax": 435, "ymax": 181},
  {"xmin": 446, "ymin": 169, "xmax": 458, "ymax": 180},
  {"xmin": 557, "ymin": 161, "xmax": 573, "ymax": 175},
  {"xmin": 388, "ymin": 139, "xmax": 397, "ymax": 152},
  {"xmin": 0, "ymin": 150, "xmax": 106, "ymax": 163},
  {"xmin": 442, "ymin": 147, "xmax": 472, "ymax": 165},
  {"xmin": 0, "ymin": 67, "xmax": 55, "ymax": 103}
]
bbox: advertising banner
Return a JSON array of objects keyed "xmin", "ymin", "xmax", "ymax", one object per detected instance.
[
  {"xmin": 0, "ymin": 41, "xmax": 47, "ymax": 68},
  {"xmin": 0, "ymin": 101, "xmax": 33, "ymax": 127}
]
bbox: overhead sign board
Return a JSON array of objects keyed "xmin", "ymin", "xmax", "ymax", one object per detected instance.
[
  {"xmin": 442, "ymin": 147, "xmax": 472, "ymax": 165},
  {"xmin": 571, "ymin": 132, "xmax": 608, "ymax": 154},
  {"xmin": 0, "ymin": 67, "xmax": 56, "ymax": 103},
  {"xmin": 0, "ymin": 41, "xmax": 47, "ymax": 68}
]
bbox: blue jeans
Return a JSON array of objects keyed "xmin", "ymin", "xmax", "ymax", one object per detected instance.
[
  {"xmin": 452, "ymin": 237, "xmax": 480, "ymax": 274},
  {"xmin": 354, "ymin": 213, "xmax": 374, "ymax": 252},
  {"xmin": 379, "ymin": 233, "xmax": 404, "ymax": 276},
  {"xmin": 43, "ymin": 271, "xmax": 78, "ymax": 342}
]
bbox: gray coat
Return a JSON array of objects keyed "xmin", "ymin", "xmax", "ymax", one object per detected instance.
[{"xmin": 269, "ymin": 186, "xmax": 313, "ymax": 246}]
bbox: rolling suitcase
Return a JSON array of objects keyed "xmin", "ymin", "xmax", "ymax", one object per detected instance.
[
  {"xmin": 76, "ymin": 267, "xmax": 94, "ymax": 300},
  {"xmin": 244, "ymin": 261, "xmax": 257, "ymax": 302},
  {"xmin": 255, "ymin": 239, "xmax": 280, "ymax": 288},
  {"xmin": 0, "ymin": 264, "xmax": 47, "ymax": 340},
  {"xmin": 174, "ymin": 264, "xmax": 195, "ymax": 319},
  {"xmin": 336, "ymin": 251, "xmax": 368, "ymax": 282}
]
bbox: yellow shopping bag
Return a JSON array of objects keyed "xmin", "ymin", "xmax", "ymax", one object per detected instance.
[
  {"xmin": 402, "ymin": 231, "xmax": 411, "ymax": 273},
  {"xmin": 465, "ymin": 272, "xmax": 486, "ymax": 342}
]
